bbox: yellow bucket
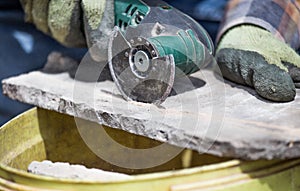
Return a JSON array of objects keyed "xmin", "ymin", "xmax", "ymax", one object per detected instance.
[{"xmin": 0, "ymin": 108, "xmax": 299, "ymax": 191}]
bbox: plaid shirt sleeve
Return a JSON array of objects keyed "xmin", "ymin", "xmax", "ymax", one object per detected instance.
[{"xmin": 217, "ymin": 0, "xmax": 300, "ymax": 50}]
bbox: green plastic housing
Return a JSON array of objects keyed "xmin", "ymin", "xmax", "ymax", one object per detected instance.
[
  {"xmin": 114, "ymin": 0, "xmax": 149, "ymax": 31},
  {"xmin": 149, "ymin": 30, "xmax": 206, "ymax": 75}
]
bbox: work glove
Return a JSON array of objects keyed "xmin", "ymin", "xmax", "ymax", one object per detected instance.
[
  {"xmin": 19, "ymin": 0, "xmax": 114, "ymax": 54},
  {"xmin": 216, "ymin": 25, "xmax": 300, "ymax": 102}
]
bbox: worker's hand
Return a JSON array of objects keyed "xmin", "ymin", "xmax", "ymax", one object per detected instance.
[
  {"xmin": 19, "ymin": 0, "xmax": 114, "ymax": 49},
  {"xmin": 216, "ymin": 25, "xmax": 300, "ymax": 102}
]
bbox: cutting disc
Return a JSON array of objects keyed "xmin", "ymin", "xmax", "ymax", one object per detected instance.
[{"xmin": 108, "ymin": 27, "xmax": 175, "ymax": 104}]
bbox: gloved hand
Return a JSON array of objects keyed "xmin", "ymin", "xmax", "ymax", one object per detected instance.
[
  {"xmin": 216, "ymin": 25, "xmax": 300, "ymax": 102},
  {"xmin": 19, "ymin": 0, "xmax": 114, "ymax": 51}
]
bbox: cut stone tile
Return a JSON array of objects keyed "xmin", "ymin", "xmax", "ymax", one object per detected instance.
[
  {"xmin": 28, "ymin": 160, "xmax": 132, "ymax": 181},
  {"xmin": 2, "ymin": 66, "xmax": 300, "ymax": 160}
]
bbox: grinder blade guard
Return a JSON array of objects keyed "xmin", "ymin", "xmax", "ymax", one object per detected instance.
[{"xmin": 108, "ymin": 0, "xmax": 214, "ymax": 104}]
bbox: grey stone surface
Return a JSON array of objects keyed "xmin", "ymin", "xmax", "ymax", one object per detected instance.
[
  {"xmin": 2, "ymin": 67, "xmax": 300, "ymax": 160},
  {"xmin": 28, "ymin": 160, "xmax": 132, "ymax": 181}
]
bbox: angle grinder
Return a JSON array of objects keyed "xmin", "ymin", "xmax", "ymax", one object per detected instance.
[{"xmin": 108, "ymin": 0, "xmax": 214, "ymax": 104}]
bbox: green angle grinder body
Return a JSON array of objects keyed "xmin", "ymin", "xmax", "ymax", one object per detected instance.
[{"xmin": 108, "ymin": 0, "xmax": 214, "ymax": 104}]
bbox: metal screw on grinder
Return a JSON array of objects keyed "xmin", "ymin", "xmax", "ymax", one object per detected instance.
[
  {"xmin": 128, "ymin": 37, "xmax": 157, "ymax": 78},
  {"xmin": 133, "ymin": 50, "xmax": 150, "ymax": 73}
]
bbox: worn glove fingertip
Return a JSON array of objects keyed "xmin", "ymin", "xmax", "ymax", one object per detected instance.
[
  {"xmin": 48, "ymin": 0, "xmax": 86, "ymax": 47},
  {"xmin": 216, "ymin": 48, "xmax": 247, "ymax": 85},
  {"xmin": 253, "ymin": 64, "xmax": 296, "ymax": 102},
  {"xmin": 20, "ymin": 0, "xmax": 33, "ymax": 22},
  {"xmin": 81, "ymin": 0, "xmax": 114, "ymax": 61},
  {"xmin": 31, "ymin": 0, "xmax": 50, "ymax": 34}
]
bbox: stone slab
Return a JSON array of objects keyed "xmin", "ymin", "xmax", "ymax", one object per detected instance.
[
  {"xmin": 28, "ymin": 160, "xmax": 132, "ymax": 181},
  {"xmin": 2, "ymin": 66, "xmax": 300, "ymax": 160}
]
